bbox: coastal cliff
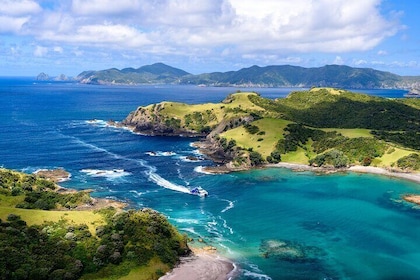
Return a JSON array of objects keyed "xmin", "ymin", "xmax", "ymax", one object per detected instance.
[
  {"xmin": 122, "ymin": 102, "xmax": 205, "ymax": 136},
  {"xmin": 121, "ymin": 88, "xmax": 420, "ymax": 173}
]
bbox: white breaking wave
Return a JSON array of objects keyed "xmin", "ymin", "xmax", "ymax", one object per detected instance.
[
  {"xmin": 221, "ymin": 199, "xmax": 235, "ymax": 213},
  {"xmin": 219, "ymin": 216, "xmax": 234, "ymax": 235},
  {"xmin": 85, "ymin": 119, "xmax": 108, "ymax": 127},
  {"xmin": 178, "ymin": 156, "xmax": 203, "ymax": 163},
  {"xmin": 66, "ymin": 132, "xmax": 207, "ymax": 197},
  {"xmin": 194, "ymin": 166, "xmax": 215, "ymax": 175},
  {"xmin": 171, "ymin": 218, "xmax": 201, "ymax": 224},
  {"xmin": 179, "ymin": 227, "xmax": 201, "ymax": 236},
  {"xmin": 145, "ymin": 151, "xmax": 176, "ymax": 157},
  {"xmin": 146, "ymin": 170, "xmax": 192, "ymax": 195},
  {"xmin": 242, "ymin": 270, "xmax": 272, "ymax": 280},
  {"xmin": 81, "ymin": 169, "xmax": 131, "ymax": 179}
]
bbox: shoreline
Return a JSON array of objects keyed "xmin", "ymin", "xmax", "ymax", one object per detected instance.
[
  {"xmin": 159, "ymin": 247, "xmax": 237, "ymax": 280},
  {"xmin": 241, "ymin": 162, "xmax": 420, "ymax": 184}
]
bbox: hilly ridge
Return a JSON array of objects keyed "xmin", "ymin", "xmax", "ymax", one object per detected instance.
[
  {"xmin": 121, "ymin": 88, "xmax": 420, "ymax": 171},
  {"xmin": 77, "ymin": 63, "xmax": 419, "ymax": 89}
]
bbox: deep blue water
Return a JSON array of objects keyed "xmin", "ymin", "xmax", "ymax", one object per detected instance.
[{"xmin": 0, "ymin": 78, "xmax": 419, "ymax": 279}]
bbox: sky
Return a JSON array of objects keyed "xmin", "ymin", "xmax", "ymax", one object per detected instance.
[{"xmin": 0, "ymin": 0, "xmax": 419, "ymax": 77}]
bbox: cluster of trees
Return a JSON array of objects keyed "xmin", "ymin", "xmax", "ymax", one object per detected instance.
[
  {"xmin": 274, "ymin": 124, "xmax": 387, "ymax": 167},
  {"xmin": 309, "ymin": 149, "xmax": 349, "ymax": 168},
  {"xmin": 0, "ymin": 169, "xmax": 56, "ymax": 195},
  {"xmin": 0, "ymin": 169, "xmax": 189, "ymax": 279},
  {"xmin": 184, "ymin": 110, "xmax": 217, "ymax": 132},
  {"xmin": 16, "ymin": 190, "xmax": 92, "ymax": 210},
  {"xmin": 0, "ymin": 168, "xmax": 93, "ymax": 210},
  {"xmin": 372, "ymin": 131, "xmax": 420, "ymax": 150},
  {"xmin": 0, "ymin": 208, "xmax": 188, "ymax": 280},
  {"xmin": 248, "ymin": 90, "xmax": 420, "ymax": 131},
  {"xmin": 397, "ymin": 154, "xmax": 420, "ymax": 170}
]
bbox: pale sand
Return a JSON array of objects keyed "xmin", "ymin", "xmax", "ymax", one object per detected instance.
[
  {"xmin": 268, "ymin": 162, "xmax": 420, "ymax": 184},
  {"xmin": 347, "ymin": 165, "xmax": 420, "ymax": 184},
  {"xmin": 159, "ymin": 248, "xmax": 236, "ymax": 280}
]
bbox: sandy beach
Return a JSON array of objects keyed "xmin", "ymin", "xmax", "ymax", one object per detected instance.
[
  {"xmin": 347, "ymin": 165, "xmax": 420, "ymax": 184},
  {"xmin": 159, "ymin": 248, "xmax": 236, "ymax": 280},
  {"xmin": 268, "ymin": 162, "xmax": 420, "ymax": 184}
]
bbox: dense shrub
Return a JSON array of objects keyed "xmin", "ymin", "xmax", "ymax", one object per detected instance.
[
  {"xmin": 249, "ymin": 151, "xmax": 264, "ymax": 166},
  {"xmin": 397, "ymin": 153, "xmax": 420, "ymax": 170},
  {"xmin": 309, "ymin": 149, "xmax": 349, "ymax": 168},
  {"xmin": 0, "ymin": 209, "xmax": 189, "ymax": 280},
  {"xmin": 244, "ymin": 124, "xmax": 259, "ymax": 134}
]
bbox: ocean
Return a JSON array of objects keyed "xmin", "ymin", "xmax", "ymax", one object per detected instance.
[{"xmin": 1, "ymin": 78, "xmax": 419, "ymax": 279}]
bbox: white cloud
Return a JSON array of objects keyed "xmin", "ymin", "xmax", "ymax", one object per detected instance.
[
  {"xmin": 0, "ymin": 0, "xmax": 406, "ymax": 72},
  {"xmin": 377, "ymin": 50, "xmax": 388, "ymax": 55},
  {"xmin": 333, "ymin": 56, "xmax": 345, "ymax": 65},
  {"xmin": 0, "ymin": 0, "xmax": 41, "ymax": 33},
  {"xmin": 0, "ymin": 0, "xmax": 41, "ymax": 16},
  {"xmin": 354, "ymin": 59, "xmax": 368, "ymax": 65},
  {"xmin": 71, "ymin": 0, "xmax": 142, "ymax": 16},
  {"xmin": 34, "ymin": 45, "xmax": 48, "ymax": 57},
  {"xmin": 41, "ymin": 24, "xmax": 152, "ymax": 48},
  {"xmin": 53, "ymin": 46, "xmax": 63, "ymax": 53},
  {"xmin": 0, "ymin": 15, "xmax": 29, "ymax": 33}
]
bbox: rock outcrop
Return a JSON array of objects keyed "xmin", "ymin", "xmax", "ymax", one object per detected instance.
[{"xmin": 122, "ymin": 102, "xmax": 205, "ymax": 137}]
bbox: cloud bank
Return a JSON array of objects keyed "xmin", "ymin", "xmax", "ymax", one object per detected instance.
[{"xmin": 1, "ymin": 0, "xmax": 412, "ymax": 75}]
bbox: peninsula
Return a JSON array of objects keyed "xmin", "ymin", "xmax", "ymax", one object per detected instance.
[
  {"xmin": 0, "ymin": 168, "xmax": 192, "ymax": 279},
  {"xmin": 121, "ymin": 88, "xmax": 420, "ymax": 176}
]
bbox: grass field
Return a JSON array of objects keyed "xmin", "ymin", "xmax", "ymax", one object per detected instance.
[
  {"xmin": 281, "ymin": 147, "xmax": 310, "ymax": 164},
  {"xmin": 0, "ymin": 204, "xmax": 105, "ymax": 235},
  {"xmin": 221, "ymin": 118, "xmax": 291, "ymax": 158},
  {"xmin": 150, "ymin": 92, "xmax": 266, "ymax": 129},
  {"xmin": 377, "ymin": 147, "xmax": 417, "ymax": 167},
  {"xmin": 322, "ymin": 128, "xmax": 373, "ymax": 138}
]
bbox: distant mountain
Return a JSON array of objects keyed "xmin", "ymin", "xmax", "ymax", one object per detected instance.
[
  {"xmin": 77, "ymin": 63, "xmax": 190, "ymax": 85},
  {"xmin": 181, "ymin": 65, "xmax": 412, "ymax": 89},
  {"xmin": 77, "ymin": 63, "xmax": 420, "ymax": 89}
]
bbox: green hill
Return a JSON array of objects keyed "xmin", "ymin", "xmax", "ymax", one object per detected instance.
[
  {"xmin": 122, "ymin": 88, "xmax": 420, "ymax": 170},
  {"xmin": 77, "ymin": 63, "xmax": 420, "ymax": 89},
  {"xmin": 77, "ymin": 63, "xmax": 190, "ymax": 85},
  {"xmin": 181, "ymin": 64, "xmax": 404, "ymax": 88}
]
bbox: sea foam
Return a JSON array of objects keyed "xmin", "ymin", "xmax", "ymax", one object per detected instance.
[
  {"xmin": 194, "ymin": 166, "xmax": 214, "ymax": 175},
  {"xmin": 81, "ymin": 168, "xmax": 131, "ymax": 179}
]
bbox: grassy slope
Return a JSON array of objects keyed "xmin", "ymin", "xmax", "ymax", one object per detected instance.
[
  {"xmin": 0, "ymin": 193, "xmax": 105, "ymax": 235},
  {"xmin": 322, "ymin": 128, "xmax": 373, "ymax": 138},
  {"xmin": 221, "ymin": 118, "xmax": 291, "ymax": 158},
  {"xmin": 377, "ymin": 147, "xmax": 415, "ymax": 167},
  {"xmin": 149, "ymin": 92, "xmax": 265, "ymax": 128}
]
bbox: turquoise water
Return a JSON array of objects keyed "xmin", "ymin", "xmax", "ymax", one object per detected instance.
[{"xmin": 0, "ymin": 79, "xmax": 419, "ymax": 279}]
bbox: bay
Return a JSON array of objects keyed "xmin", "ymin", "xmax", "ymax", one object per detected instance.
[{"xmin": 0, "ymin": 78, "xmax": 418, "ymax": 279}]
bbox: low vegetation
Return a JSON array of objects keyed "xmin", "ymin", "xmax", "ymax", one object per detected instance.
[{"xmin": 0, "ymin": 168, "xmax": 189, "ymax": 279}]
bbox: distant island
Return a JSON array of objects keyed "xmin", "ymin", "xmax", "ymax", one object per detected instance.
[
  {"xmin": 36, "ymin": 72, "xmax": 75, "ymax": 81},
  {"xmin": 76, "ymin": 62, "xmax": 420, "ymax": 89},
  {"xmin": 118, "ymin": 88, "xmax": 420, "ymax": 176}
]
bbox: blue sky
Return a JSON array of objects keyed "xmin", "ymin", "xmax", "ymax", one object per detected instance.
[{"xmin": 0, "ymin": 0, "xmax": 419, "ymax": 76}]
